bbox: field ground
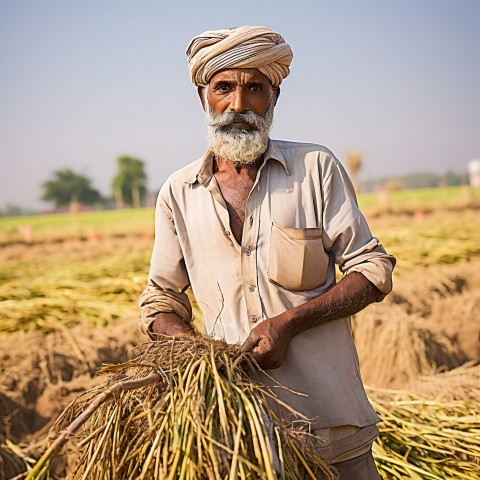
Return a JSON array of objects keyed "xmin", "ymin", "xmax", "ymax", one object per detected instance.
[{"xmin": 0, "ymin": 202, "xmax": 479, "ymax": 478}]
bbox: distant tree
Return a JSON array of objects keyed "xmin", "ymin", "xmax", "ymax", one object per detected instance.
[
  {"xmin": 402, "ymin": 172, "xmax": 440, "ymax": 189},
  {"xmin": 361, "ymin": 169, "xmax": 468, "ymax": 192},
  {"xmin": 0, "ymin": 204, "xmax": 27, "ymax": 217},
  {"xmin": 112, "ymin": 156, "xmax": 147, "ymax": 208},
  {"xmin": 41, "ymin": 169, "xmax": 101, "ymax": 209},
  {"xmin": 444, "ymin": 170, "xmax": 463, "ymax": 186}
]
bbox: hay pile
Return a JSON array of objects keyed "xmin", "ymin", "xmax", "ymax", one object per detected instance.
[
  {"xmin": 406, "ymin": 362, "xmax": 480, "ymax": 402},
  {"xmin": 388, "ymin": 259, "xmax": 480, "ymax": 313},
  {"xmin": 27, "ymin": 336, "xmax": 334, "ymax": 480},
  {"xmin": 0, "ymin": 319, "xmax": 142, "ymax": 480},
  {"xmin": 0, "ymin": 393, "xmax": 32, "ymax": 479},
  {"xmin": 429, "ymin": 292, "xmax": 480, "ymax": 361},
  {"xmin": 386, "ymin": 260, "xmax": 480, "ymax": 362},
  {"xmin": 352, "ymin": 259, "xmax": 480, "ymax": 390},
  {"xmin": 0, "ymin": 320, "xmax": 141, "ymax": 418},
  {"xmin": 368, "ymin": 387, "xmax": 480, "ymax": 479},
  {"xmin": 351, "ymin": 304, "xmax": 466, "ymax": 388}
]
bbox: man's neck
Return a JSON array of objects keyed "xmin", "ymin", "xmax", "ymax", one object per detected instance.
[
  {"xmin": 213, "ymin": 155, "xmax": 263, "ymax": 244},
  {"xmin": 214, "ymin": 155, "xmax": 263, "ymax": 176}
]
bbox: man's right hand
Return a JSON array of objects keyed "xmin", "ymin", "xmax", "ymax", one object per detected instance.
[{"xmin": 150, "ymin": 312, "xmax": 195, "ymax": 338}]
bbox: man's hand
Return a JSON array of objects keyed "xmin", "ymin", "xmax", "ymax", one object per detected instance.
[
  {"xmin": 150, "ymin": 312, "xmax": 195, "ymax": 338},
  {"xmin": 240, "ymin": 273, "xmax": 381, "ymax": 370},
  {"xmin": 240, "ymin": 314, "xmax": 293, "ymax": 369}
]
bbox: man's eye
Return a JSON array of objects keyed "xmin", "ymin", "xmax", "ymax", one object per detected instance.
[
  {"xmin": 215, "ymin": 85, "xmax": 230, "ymax": 92},
  {"xmin": 250, "ymin": 85, "xmax": 263, "ymax": 92}
]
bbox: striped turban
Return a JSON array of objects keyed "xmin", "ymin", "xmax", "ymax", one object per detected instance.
[{"xmin": 186, "ymin": 26, "xmax": 293, "ymax": 87}]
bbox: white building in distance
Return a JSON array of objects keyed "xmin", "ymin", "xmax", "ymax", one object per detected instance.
[{"xmin": 468, "ymin": 159, "xmax": 480, "ymax": 187}]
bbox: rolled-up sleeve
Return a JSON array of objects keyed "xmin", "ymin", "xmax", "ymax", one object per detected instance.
[
  {"xmin": 138, "ymin": 187, "xmax": 192, "ymax": 337},
  {"xmin": 321, "ymin": 156, "xmax": 396, "ymax": 301}
]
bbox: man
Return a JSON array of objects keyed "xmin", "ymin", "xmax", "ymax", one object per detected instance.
[{"xmin": 139, "ymin": 26, "xmax": 395, "ymax": 479}]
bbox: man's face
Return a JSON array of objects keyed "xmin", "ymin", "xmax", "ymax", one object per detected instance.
[{"xmin": 202, "ymin": 68, "xmax": 277, "ymax": 122}]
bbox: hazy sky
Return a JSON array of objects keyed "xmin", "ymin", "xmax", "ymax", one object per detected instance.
[{"xmin": 1, "ymin": 0, "xmax": 479, "ymax": 210}]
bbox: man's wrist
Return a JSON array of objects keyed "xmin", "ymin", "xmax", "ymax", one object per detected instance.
[{"xmin": 271, "ymin": 309, "xmax": 299, "ymax": 342}]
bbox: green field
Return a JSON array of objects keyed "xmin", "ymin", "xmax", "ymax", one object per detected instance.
[
  {"xmin": 0, "ymin": 207, "xmax": 154, "ymax": 243},
  {"xmin": 1, "ymin": 186, "xmax": 479, "ymax": 244},
  {"xmin": 357, "ymin": 184, "xmax": 480, "ymax": 213}
]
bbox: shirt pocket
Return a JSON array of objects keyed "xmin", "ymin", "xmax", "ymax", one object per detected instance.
[{"xmin": 268, "ymin": 223, "xmax": 329, "ymax": 291}]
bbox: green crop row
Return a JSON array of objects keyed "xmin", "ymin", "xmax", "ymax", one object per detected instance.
[
  {"xmin": 0, "ymin": 208, "xmax": 154, "ymax": 244},
  {"xmin": 1, "ymin": 186, "xmax": 479, "ymax": 244}
]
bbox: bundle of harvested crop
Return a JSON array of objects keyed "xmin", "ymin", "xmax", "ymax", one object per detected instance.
[
  {"xmin": 368, "ymin": 387, "xmax": 480, "ymax": 480},
  {"xmin": 26, "ymin": 336, "xmax": 334, "ymax": 480}
]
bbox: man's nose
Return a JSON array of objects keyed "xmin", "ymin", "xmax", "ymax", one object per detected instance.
[{"xmin": 228, "ymin": 87, "xmax": 250, "ymax": 113}]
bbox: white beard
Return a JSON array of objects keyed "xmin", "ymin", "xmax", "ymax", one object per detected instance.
[{"xmin": 205, "ymin": 95, "xmax": 275, "ymax": 166}]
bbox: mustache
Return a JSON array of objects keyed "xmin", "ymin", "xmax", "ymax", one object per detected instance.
[{"xmin": 206, "ymin": 109, "xmax": 267, "ymax": 131}]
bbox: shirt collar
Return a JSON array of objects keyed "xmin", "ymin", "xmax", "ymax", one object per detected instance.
[
  {"xmin": 264, "ymin": 139, "xmax": 290, "ymax": 175},
  {"xmin": 185, "ymin": 139, "xmax": 290, "ymax": 186},
  {"xmin": 185, "ymin": 151, "xmax": 215, "ymax": 186}
]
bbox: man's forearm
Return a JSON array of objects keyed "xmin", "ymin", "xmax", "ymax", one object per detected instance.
[{"xmin": 279, "ymin": 271, "xmax": 380, "ymax": 337}]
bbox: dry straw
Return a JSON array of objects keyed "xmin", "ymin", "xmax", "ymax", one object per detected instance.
[
  {"xmin": 369, "ymin": 387, "xmax": 480, "ymax": 480},
  {"xmin": 25, "ymin": 336, "xmax": 335, "ymax": 480},
  {"xmin": 406, "ymin": 362, "xmax": 480, "ymax": 402},
  {"xmin": 352, "ymin": 304, "xmax": 465, "ymax": 388},
  {"xmin": 0, "ymin": 249, "xmax": 148, "ymax": 334}
]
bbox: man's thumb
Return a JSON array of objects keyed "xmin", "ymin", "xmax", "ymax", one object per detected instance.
[{"xmin": 240, "ymin": 334, "xmax": 259, "ymax": 353}]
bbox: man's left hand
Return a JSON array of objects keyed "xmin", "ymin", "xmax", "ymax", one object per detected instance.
[{"xmin": 240, "ymin": 314, "xmax": 292, "ymax": 370}]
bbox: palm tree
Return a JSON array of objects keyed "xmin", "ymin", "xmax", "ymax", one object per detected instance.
[{"xmin": 112, "ymin": 156, "xmax": 147, "ymax": 208}]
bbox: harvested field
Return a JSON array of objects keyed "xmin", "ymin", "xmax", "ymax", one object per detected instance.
[
  {"xmin": 1, "ymin": 207, "xmax": 479, "ymax": 479},
  {"xmin": 353, "ymin": 259, "xmax": 480, "ymax": 388},
  {"xmin": 406, "ymin": 362, "xmax": 480, "ymax": 402},
  {"xmin": 369, "ymin": 388, "xmax": 480, "ymax": 479}
]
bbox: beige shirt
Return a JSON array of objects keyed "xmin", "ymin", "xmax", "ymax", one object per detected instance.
[{"xmin": 139, "ymin": 139, "xmax": 395, "ymax": 457}]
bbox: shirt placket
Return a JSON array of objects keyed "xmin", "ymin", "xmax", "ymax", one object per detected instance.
[
  {"xmin": 241, "ymin": 163, "xmax": 267, "ymax": 328},
  {"xmin": 206, "ymin": 178, "xmax": 241, "ymax": 253}
]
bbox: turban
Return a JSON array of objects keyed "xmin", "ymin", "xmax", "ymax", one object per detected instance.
[{"xmin": 186, "ymin": 26, "xmax": 293, "ymax": 87}]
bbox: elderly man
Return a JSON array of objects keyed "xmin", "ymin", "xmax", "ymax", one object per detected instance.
[{"xmin": 139, "ymin": 26, "xmax": 395, "ymax": 479}]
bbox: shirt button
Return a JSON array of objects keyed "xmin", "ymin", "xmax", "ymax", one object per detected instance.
[
  {"xmin": 251, "ymin": 315, "xmax": 257, "ymax": 323},
  {"xmin": 245, "ymin": 247, "xmax": 251, "ymax": 256},
  {"xmin": 225, "ymin": 230, "xmax": 231, "ymax": 236},
  {"xmin": 248, "ymin": 285, "xmax": 255, "ymax": 292}
]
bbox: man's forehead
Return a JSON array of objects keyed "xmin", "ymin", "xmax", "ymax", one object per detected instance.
[{"xmin": 209, "ymin": 68, "xmax": 272, "ymax": 86}]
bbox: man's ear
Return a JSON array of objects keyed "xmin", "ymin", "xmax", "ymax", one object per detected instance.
[
  {"xmin": 272, "ymin": 86, "xmax": 280, "ymax": 106},
  {"xmin": 197, "ymin": 86, "xmax": 206, "ymax": 111}
]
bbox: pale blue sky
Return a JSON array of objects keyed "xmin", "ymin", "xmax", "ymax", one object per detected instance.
[{"xmin": 1, "ymin": 0, "xmax": 479, "ymax": 209}]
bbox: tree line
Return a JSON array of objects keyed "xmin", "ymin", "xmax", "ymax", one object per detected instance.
[
  {"xmin": 41, "ymin": 156, "xmax": 147, "ymax": 210},
  {"xmin": 362, "ymin": 170, "xmax": 468, "ymax": 193}
]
